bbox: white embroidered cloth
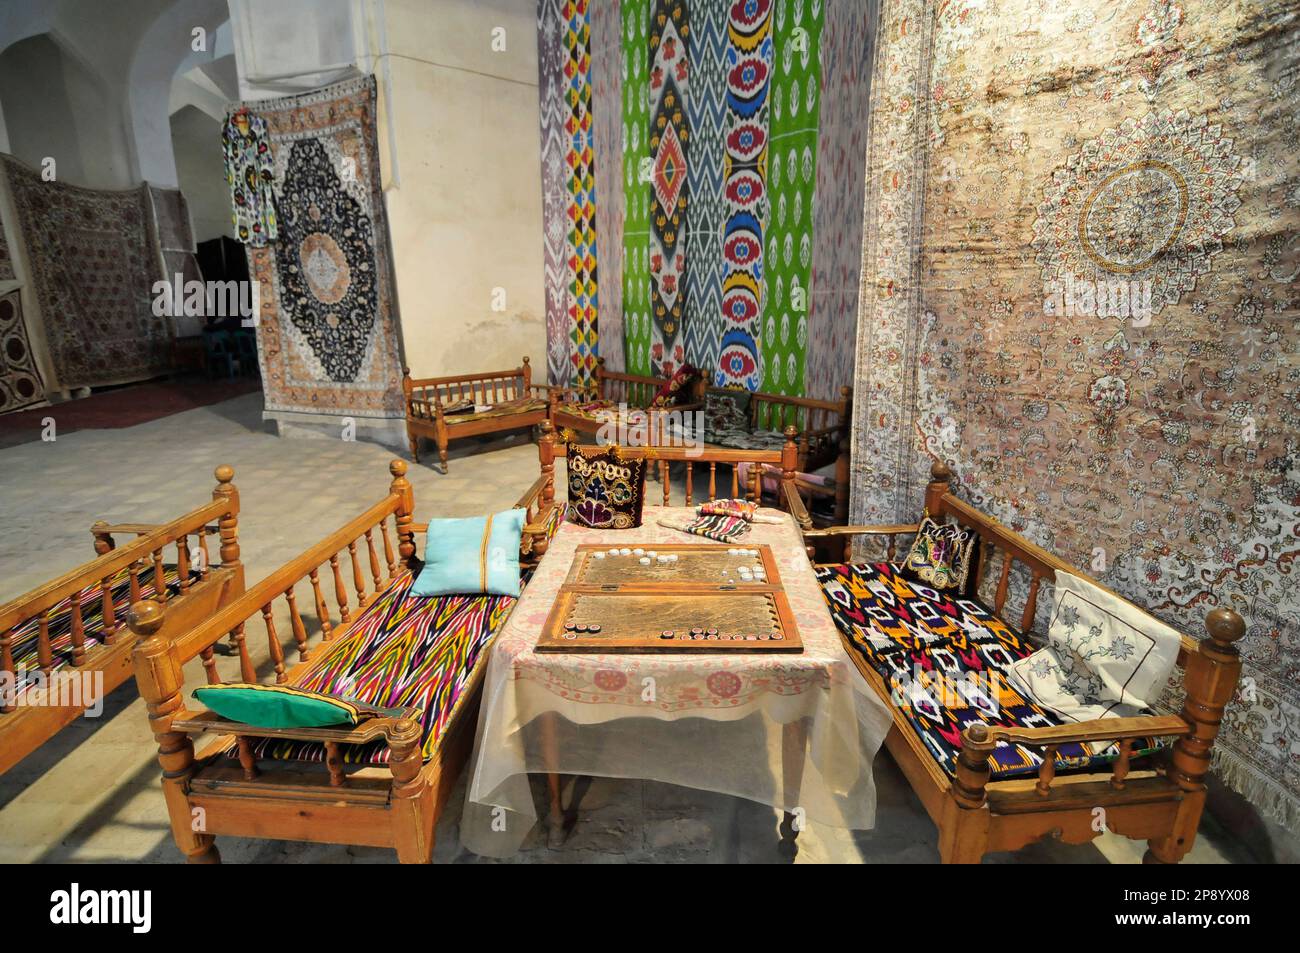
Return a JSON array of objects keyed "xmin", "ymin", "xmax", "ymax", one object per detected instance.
[
  {"xmin": 1008, "ymin": 571, "xmax": 1183, "ymax": 722},
  {"xmin": 460, "ymin": 506, "xmax": 892, "ymax": 857}
]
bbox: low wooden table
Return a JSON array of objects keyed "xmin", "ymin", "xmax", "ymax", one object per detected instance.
[{"xmin": 460, "ymin": 506, "xmax": 891, "ymax": 858}]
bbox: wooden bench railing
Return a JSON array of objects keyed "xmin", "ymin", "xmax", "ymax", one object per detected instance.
[
  {"xmin": 147, "ymin": 461, "xmax": 416, "ymax": 685},
  {"xmin": 0, "ymin": 467, "xmax": 240, "ymax": 713},
  {"xmin": 549, "ymin": 356, "xmax": 703, "ymax": 410},
  {"xmin": 559, "ymin": 421, "xmax": 812, "ymax": 527}
]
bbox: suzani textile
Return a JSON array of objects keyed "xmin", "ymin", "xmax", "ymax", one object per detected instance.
[
  {"xmin": 222, "ymin": 110, "xmax": 278, "ymax": 246},
  {"xmin": 538, "ymin": 0, "xmax": 868, "ymax": 396},
  {"xmin": 0, "ymin": 290, "xmax": 43, "ymax": 412},
  {"xmin": 243, "ymin": 77, "xmax": 404, "ymax": 419},
  {"xmin": 851, "ymin": 0, "xmax": 1300, "ymax": 829},
  {"xmin": 1, "ymin": 157, "xmax": 170, "ymax": 390}
]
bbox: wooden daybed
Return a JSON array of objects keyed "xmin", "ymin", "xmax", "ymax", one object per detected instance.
[
  {"xmin": 127, "ymin": 457, "xmax": 561, "ymax": 863},
  {"xmin": 803, "ymin": 462, "xmax": 1244, "ymax": 863},
  {"xmin": 547, "ymin": 357, "xmax": 705, "ymax": 442},
  {"xmin": 0, "ymin": 468, "xmax": 245, "ymax": 776},
  {"xmin": 403, "ymin": 358, "xmax": 550, "ymax": 473}
]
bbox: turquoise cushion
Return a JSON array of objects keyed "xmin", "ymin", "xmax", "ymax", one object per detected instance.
[
  {"xmin": 194, "ymin": 683, "xmax": 363, "ymax": 728},
  {"xmin": 412, "ymin": 507, "xmax": 526, "ymax": 597}
]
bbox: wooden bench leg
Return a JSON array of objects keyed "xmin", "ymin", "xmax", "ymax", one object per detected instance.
[
  {"xmin": 390, "ymin": 719, "xmax": 435, "ymax": 864},
  {"xmin": 407, "ymin": 426, "xmax": 420, "ymax": 464},
  {"xmin": 538, "ymin": 711, "xmax": 566, "ymax": 848},
  {"xmin": 436, "ymin": 433, "xmax": 450, "ymax": 474},
  {"xmin": 779, "ymin": 718, "xmax": 809, "ymax": 856}
]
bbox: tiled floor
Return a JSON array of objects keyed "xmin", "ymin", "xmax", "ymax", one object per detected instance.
[{"xmin": 0, "ymin": 392, "xmax": 1265, "ymax": 863}]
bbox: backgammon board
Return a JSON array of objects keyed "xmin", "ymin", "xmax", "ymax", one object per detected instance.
[{"xmin": 536, "ymin": 543, "xmax": 803, "ymax": 653}]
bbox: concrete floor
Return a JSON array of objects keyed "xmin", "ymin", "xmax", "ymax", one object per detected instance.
[{"xmin": 0, "ymin": 391, "xmax": 1266, "ymax": 863}]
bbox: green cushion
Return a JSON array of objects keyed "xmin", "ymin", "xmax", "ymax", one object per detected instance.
[
  {"xmin": 412, "ymin": 507, "xmax": 526, "ymax": 597},
  {"xmin": 193, "ymin": 683, "xmax": 363, "ymax": 728}
]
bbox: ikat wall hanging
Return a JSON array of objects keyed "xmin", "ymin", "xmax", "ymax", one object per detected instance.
[
  {"xmin": 538, "ymin": 0, "xmax": 871, "ymax": 397},
  {"xmin": 242, "ymin": 76, "xmax": 404, "ymax": 421},
  {"xmin": 538, "ymin": 0, "xmax": 601, "ymax": 388},
  {"xmin": 850, "ymin": 0, "xmax": 1300, "ymax": 831}
]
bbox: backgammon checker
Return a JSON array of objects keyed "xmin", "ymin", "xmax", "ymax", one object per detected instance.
[{"xmin": 536, "ymin": 543, "xmax": 803, "ymax": 653}]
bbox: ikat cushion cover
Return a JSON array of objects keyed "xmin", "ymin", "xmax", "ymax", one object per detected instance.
[
  {"xmin": 1006, "ymin": 571, "xmax": 1183, "ymax": 720},
  {"xmin": 413, "ymin": 508, "xmax": 527, "ymax": 598},
  {"xmin": 900, "ymin": 515, "xmax": 979, "ymax": 597},
  {"xmin": 649, "ymin": 364, "xmax": 699, "ymax": 408},
  {"xmin": 566, "ymin": 443, "xmax": 647, "ymax": 529},
  {"xmin": 815, "ymin": 562, "xmax": 1168, "ymax": 780},
  {"xmin": 237, "ymin": 569, "xmax": 516, "ymax": 765}
]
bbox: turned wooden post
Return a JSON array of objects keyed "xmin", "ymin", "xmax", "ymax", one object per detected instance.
[
  {"xmin": 539, "ymin": 420, "xmax": 557, "ymax": 508},
  {"xmin": 925, "ymin": 460, "xmax": 953, "ymax": 515},
  {"xmin": 521, "ymin": 355, "xmax": 532, "ymax": 395},
  {"xmin": 0, "ymin": 627, "xmax": 15, "ymax": 713},
  {"xmin": 938, "ymin": 722, "xmax": 997, "ymax": 863},
  {"xmin": 129, "ymin": 600, "xmax": 220, "ymax": 863},
  {"xmin": 402, "ymin": 367, "xmax": 420, "ymax": 463},
  {"xmin": 212, "ymin": 465, "xmax": 240, "ymax": 571},
  {"xmin": 595, "ymin": 356, "xmax": 607, "ymax": 399},
  {"xmin": 388, "ymin": 717, "xmax": 432, "ymax": 863},
  {"xmin": 953, "ymin": 723, "xmax": 995, "ymax": 810},
  {"xmin": 834, "ymin": 435, "xmax": 850, "ymax": 525},
  {"xmin": 389, "ymin": 460, "xmax": 417, "ymax": 568},
  {"xmin": 91, "ymin": 521, "xmax": 115, "ymax": 557},
  {"xmin": 1145, "ymin": 607, "xmax": 1246, "ymax": 864}
]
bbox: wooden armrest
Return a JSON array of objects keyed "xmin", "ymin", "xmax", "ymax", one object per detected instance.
[
  {"xmin": 515, "ymin": 474, "xmax": 549, "ymax": 511},
  {"xmin": 174, "ymin": 707, "xmax": 422, "ymax": 745},
  {"xmin": 801, "ymin": 523, "xmax": 920, "ymax": 539},
  {"xmin": 91, "ymin": 522, "xmax": 219, "ymax": 537},
  {"xmin": 984, "ymin": 714, "xmax": 1189, "ymax": 747},
  {"xmin": 782, "ymin": 480, "xmax": 813, "ymax": 531}
]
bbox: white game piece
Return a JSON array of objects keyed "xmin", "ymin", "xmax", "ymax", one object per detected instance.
[
  {"xmin": 646, "ymin": 550, "xmax": 657, "ymax": 558},
  {"xmin": 593, "ymin": 552, "xmax": 606, "ymax": 559},
  {"xmin": 620, "ymin": 548, "xmax": 631, "ymax": 556},
  {"xmin": 639, "ymin": 557, "xmax": 651, "ymax": 565},
  {"xmin": 608, "ymin": 548, "xmax": 619, "ymax": 555},
  {"xmin": 634, "ymin": 548, "xmax": 645, "ymax": 555},
  {"xmin": 657, "ymin": 555, "xmax": 670, "ymax": 563}
]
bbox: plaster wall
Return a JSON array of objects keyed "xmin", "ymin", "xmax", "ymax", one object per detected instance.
[{"xmin": 380, "ymin": 0, "xmax": 545, "ymax": 378}]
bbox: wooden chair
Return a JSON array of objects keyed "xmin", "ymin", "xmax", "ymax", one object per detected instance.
[
  {"xmin": 802, "ymin": 462, "xmax": 1246, "ymax": 863},
  {"xmin": 0, "ymin": 468, "xmax": 245, "ymax": 776},
  {"xmin": 403, "ymin": 358, "xmax": 549, "ymax": 473},
  {"xmin": 127, "ymin": 458, "xmax": 548, "ymax": 863}
]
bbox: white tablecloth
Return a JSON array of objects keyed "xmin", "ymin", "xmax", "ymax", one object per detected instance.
[{"xmin": 460, "ymin": 506, "xmax": 892, "ymax": 856}]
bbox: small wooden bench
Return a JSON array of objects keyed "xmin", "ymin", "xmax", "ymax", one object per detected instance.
[{"xmin": 403, "ymin": 358, "xmax": 550, "ymax": 473}]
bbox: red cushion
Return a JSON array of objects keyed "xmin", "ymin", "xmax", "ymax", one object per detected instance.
[{"xmin": 649, "ymin": 364, "xmax": 699, "ymax": 408}]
